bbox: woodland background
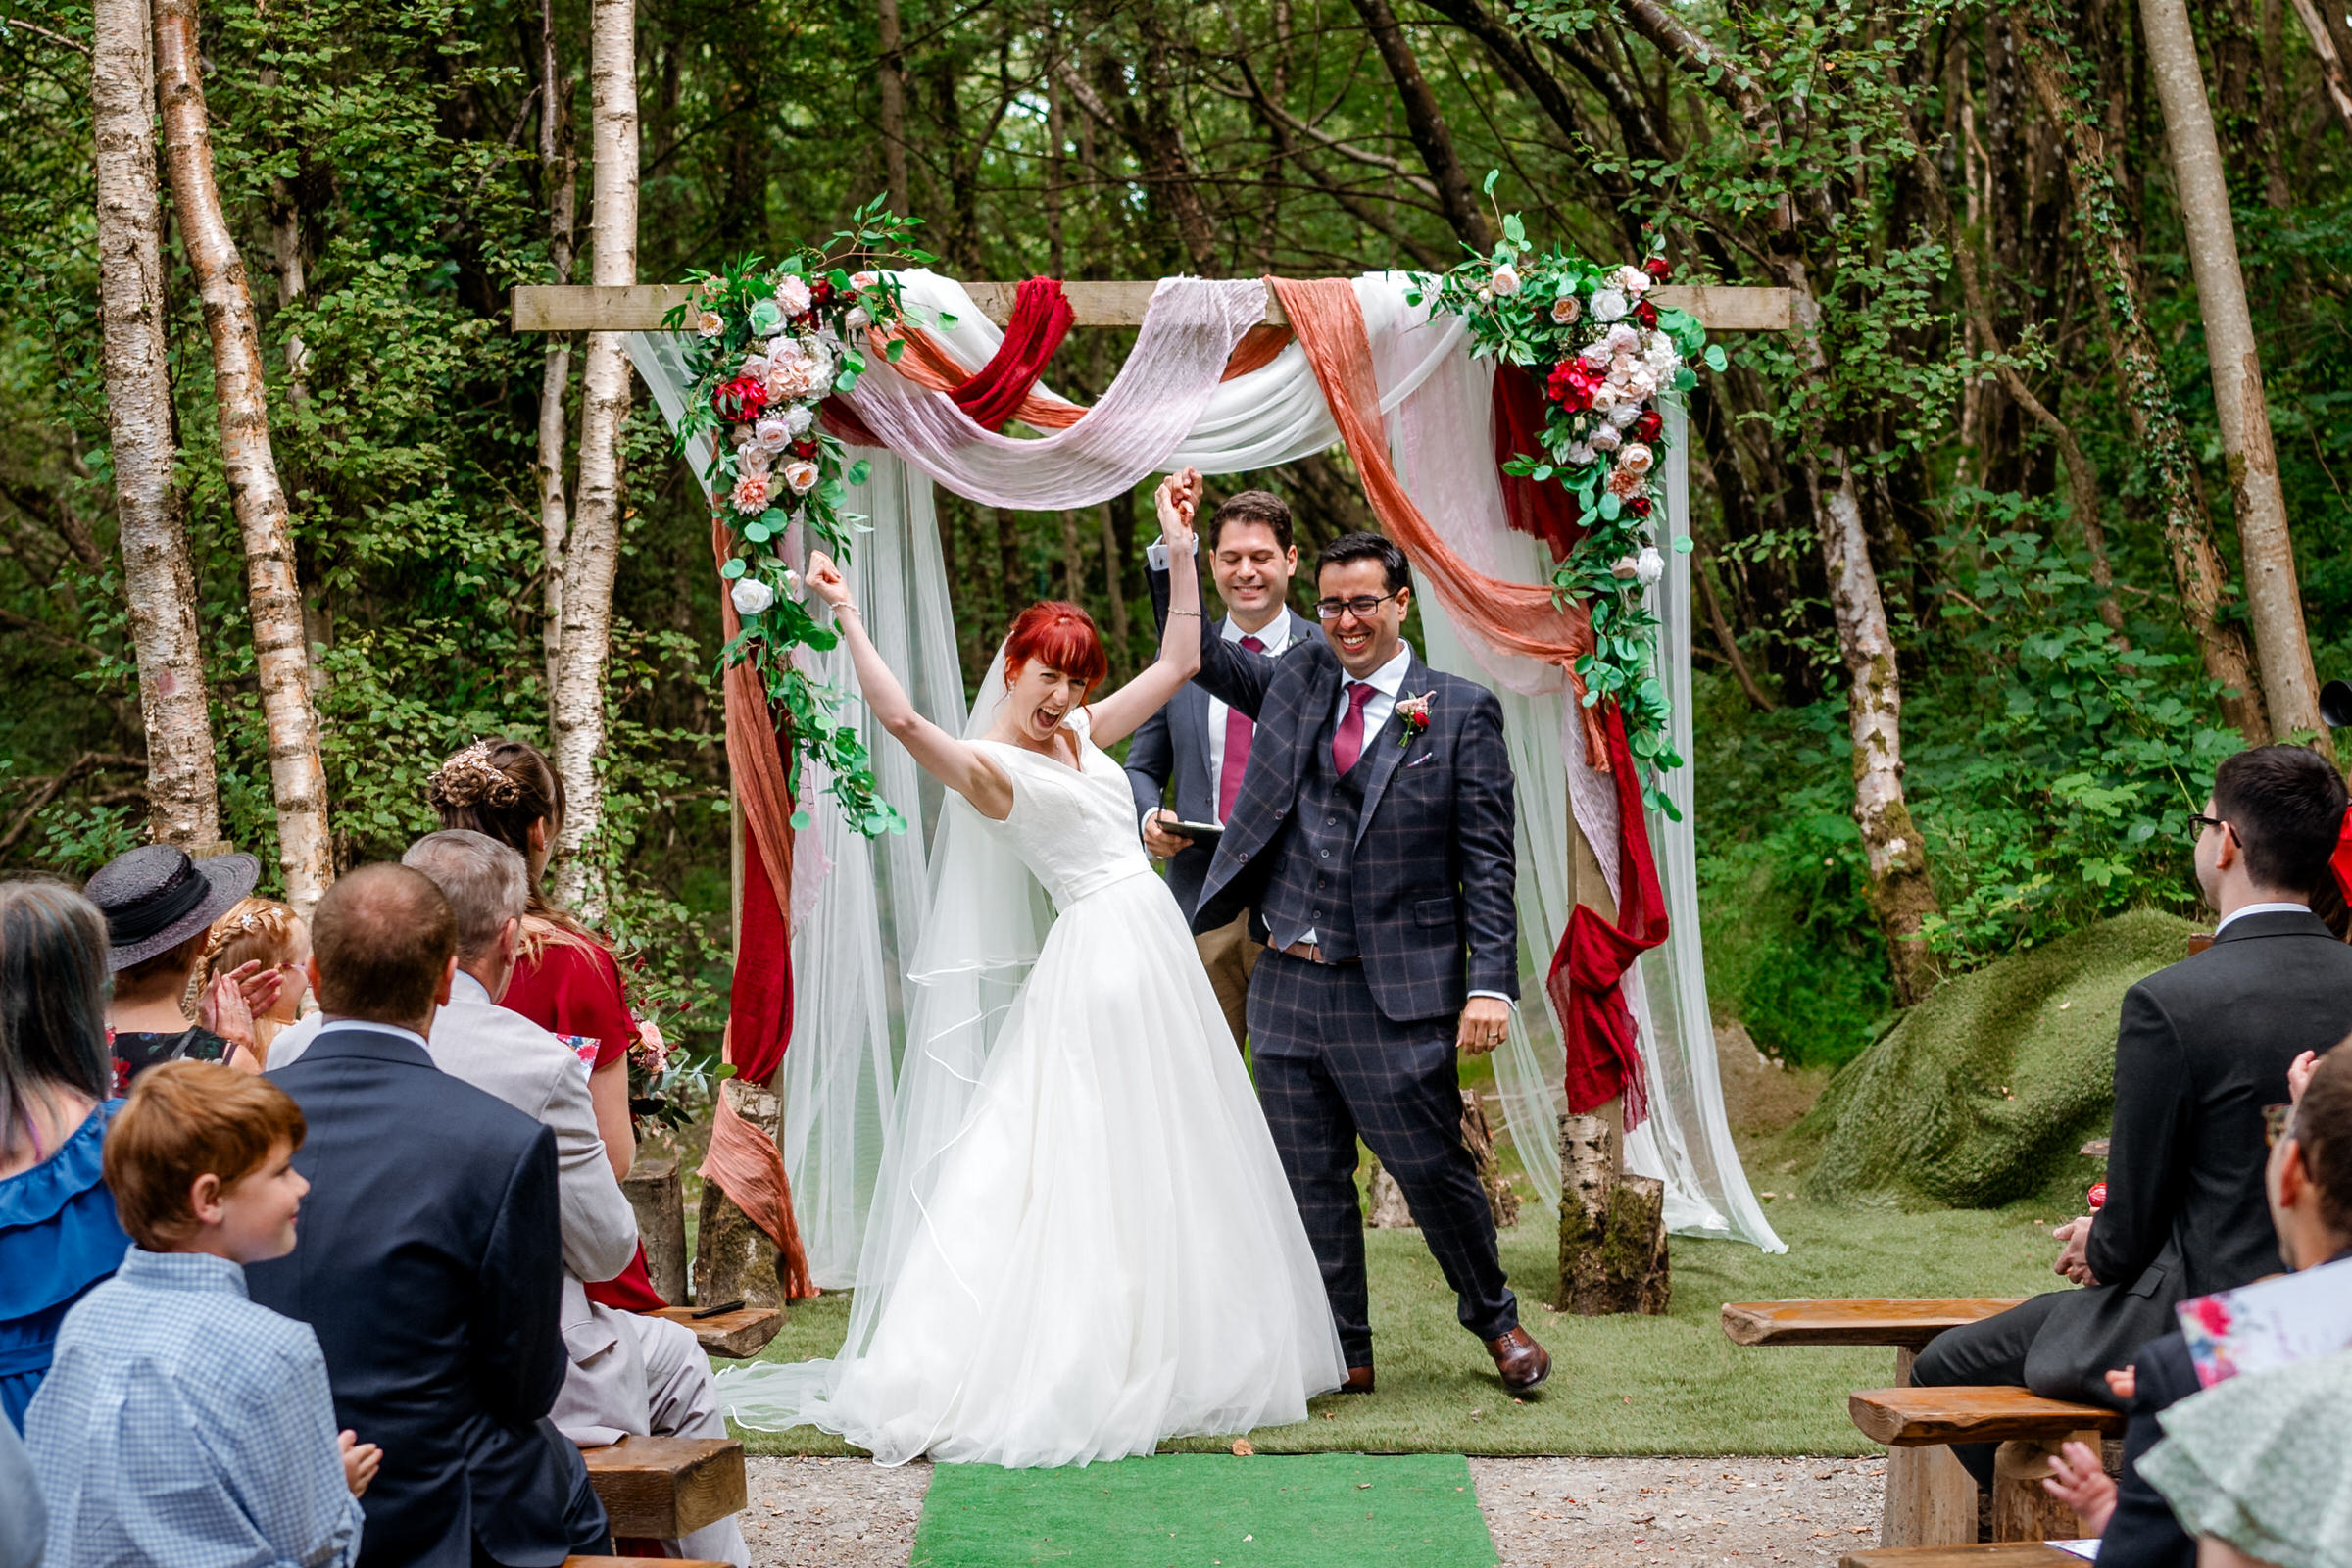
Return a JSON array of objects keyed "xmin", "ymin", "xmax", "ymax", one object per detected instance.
[{"xmin": 4, "ymin": 0, "xmax": 2347, "ymax": 1072}]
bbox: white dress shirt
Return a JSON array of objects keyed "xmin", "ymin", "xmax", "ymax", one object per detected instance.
[
  {"xmin": 1205, "ymin": 612, "xmax": 1298, "ymax": 821},
  {"xmin": 2214, "ymin": 900, "xmax": 2311, "ymax": 933}
]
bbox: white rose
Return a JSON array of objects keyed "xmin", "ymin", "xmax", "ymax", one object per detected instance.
[
  {"xmin": 730, "ymin": 575, "xmax": 776, "ymax": 616},
  {"xmin": 1609, "ymin": 401, "xmax": 1642, "ymax": 428},
  {"xmin": 1610, "ymin": 554, "xmax": 1642, "ymax": 581},
  {"xmin": 753, "ymin": 416, "xmax": 794, "ymax": 451},
  {"xmin": 1591, "ymin": 383, "xmax": 1620, "ymax": 414},
  {"xmin": 738, "ymin": 442, "xmax": 774, "ymax": 474},
  {"xmin": 1645, "ymin": 333, "xmax": 1682, "ymax": 374},
  {"xmin": 1491, "ymin": 264, "xmax": 1522, "ymax": 297},
  {"xmin": 845, "ymin": 306, "xmax": 872, "ymax": 330},
  {"xmin": 1565, "ymin": 442, "xmax": 1596, "ymax": 466},
  {"xmin": 1590, "ymin": 287, "xmax": 1629, "ymax": 323},
  {"xmin": 1476, "ymin": 287, "xmax": 1494, "ymax": 305},
  {"xmin": 773, "ymin": 275, "xmax": 813, "ymax": 316},
  {"xmin": 1625, "ymin": 364, "xmax": 1660, "ymax": 400},
  {"xmin": 782, "ymin": 567, "xmax": 804, "ymax": 601},
  {"xmin": 1613, "ymin": 264, "xmax": 1653, "ymax": 296},
  {"xmin": 779, "ymin": 403, "xmax": 814, "ymax": 438},
  {"xmin": 695, "ymin": 310, "xmax": 724, "ymax": 338},
  {"xmin": 1580, "ymin": 339, "xmax": 1614, "ymax": 369},
  {"xmin": 1617, "ymin": 442, "xmax": 1655, "ymax": 475},
  {"xmin": 738, "ymin": 353, "xmax": 770, "ymax": 382},
  {"xmin": 1635, "ymin": 546, "xmax": 1666, "ymax": 586},
  {"xmin": 1607, "ymin": 323, "xmax": 1642, "ymax": 356},
  {"xmin": 1590, "ymin": 423, "xmax": 1622, "ymax": 451}
]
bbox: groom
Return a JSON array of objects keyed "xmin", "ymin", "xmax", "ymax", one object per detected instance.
[{"xmin": 1151, "ymin": 500, "xmax": 1547, "ymax": 1396}]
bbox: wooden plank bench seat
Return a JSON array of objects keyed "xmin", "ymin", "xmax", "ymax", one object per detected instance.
[
  {"xmin": 1722, "ymin": 1298, "xmax": 2026, "ymax": 1351},
  {"xmin": 1841, "ymin": 1547, "xmax": 2086, "ymax": 1568},
  {"xmin": 580, "ymin": 1435, "xmax": 747, "ymax": 1539},
  {"xmin": 564, "ymin": 1558, "xmax": 734, "ymax": 1567},
  {"xmin": 1849, "ymin": 1387, "xmax": 2124, "ymax": 1447},
  {"xmin": 647, "ymin": 1303, "xmax": 782, "ymax": 1359}
]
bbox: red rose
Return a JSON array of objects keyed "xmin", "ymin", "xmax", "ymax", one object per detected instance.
[
  {"xmin": 791, "ymin": 438, "xmax": 820, "ymax": 460},
  {"xmin": 1642, "ymin": 255, "xmax": 1671, "ymax": 281},
  {"xmin": 1627, "ymin": 494, "xmax": 1652, "ymax": 516},
  {"xmin": 1633, "ymin": 409, "xmax": 1664, "ymax": 444},
  {"xmin": 712, "ymin": 375, "xmax": 768, "ymax": 423},
  {"xmin": 809, "ymin": 278, "xmax": 836, "ymax": 306},
  {"xmin": 1633, "ymin": 298, "xmax": 1658, "ymax": 329}
]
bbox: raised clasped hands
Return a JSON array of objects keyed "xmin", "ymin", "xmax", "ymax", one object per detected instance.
[
  {"xmin": 804, "ymin": 551, "xmax": 851, "ymax": 610},
  {"xmin": 1153, "ymin": 467, "xmax": 1204, "ymax": 555},
  {"xmin": 2052, "ymin": 1214, "xmax": 2097, "ymax": 1286}
]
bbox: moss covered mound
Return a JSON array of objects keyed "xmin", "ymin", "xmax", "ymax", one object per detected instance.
[{"xmin": 1798, "ymin": 909, "xmax": 2197, "ymax": 1207}]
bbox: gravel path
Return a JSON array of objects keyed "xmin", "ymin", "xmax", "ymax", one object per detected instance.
[{"xmin": 742, "ymin": 1452, "xmax": 1886, "ymax": 1566}]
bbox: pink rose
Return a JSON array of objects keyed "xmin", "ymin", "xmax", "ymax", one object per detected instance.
[
  {"xmin": 1605, "ymin": 463, "xmax": 1649, "ymax": 500},
  {"xmin": 739, "ymin": 443, "xmax": 774, "ymax": 475},
  {"xmin": 782, "ymin": 460, "xmax": 820, "ymax": 495},
  {"xmin": 753, "ymin": 416, "xmax": 795, "ymax": 451},
  {"xmin": 729, "ymin": 471, "xmax": 773, "ymax": 514},
  {"xmin": 1549, "ymin": 294, "xmax": 1582, "ymax": 325}
]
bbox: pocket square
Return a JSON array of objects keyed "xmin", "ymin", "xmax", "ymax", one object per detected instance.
[{"xmin": 1405, "ymin": 752, "xmax": 1435, "ymax": 768}]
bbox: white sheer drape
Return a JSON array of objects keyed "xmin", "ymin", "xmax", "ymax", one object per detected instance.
[{"xmin": 626, "ymin": 271, "xmax": 1781, "ymax": 1277}]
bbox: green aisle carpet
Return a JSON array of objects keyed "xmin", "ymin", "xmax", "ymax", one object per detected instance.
[{"xmin": 909, "ymin": 1452, "xmax": 1497, "ymax": 1568}]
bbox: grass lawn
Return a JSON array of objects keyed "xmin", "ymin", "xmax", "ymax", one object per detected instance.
[{"xmin": 724, "ymin": 1191, "xmax": 2064, "ymax": 1458}]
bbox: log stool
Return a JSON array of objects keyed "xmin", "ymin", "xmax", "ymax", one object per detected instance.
[
  {"xmin": 1849, "ymin": 1387, "xmax": 2120, "ymax": 1544},
  {"xmin": 580, "ymin": 1435, "xmax": 747, "ymax": 1540}
]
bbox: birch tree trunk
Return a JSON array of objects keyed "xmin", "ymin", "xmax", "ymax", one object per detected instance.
[
  {"xmin": 154, "ymin": 0, "xmax": 333, "ymax": 910},
  {"xmin": 95, "ymin": 0, "xmax": 220, "ymax": 850},
  {"xmin": 2020, "ymin": 39, "xmax": 2271, "ymax": 744},
  {"xmin": 2141, "ymin": 0, "xmax": 2328, "ymax": 754},
  {"xmin": 537, "ymin": 0, "xmax": 578, "ymax": 706},
  {"xmin": 549, "ymin": 0, "xmax": 638, "ymax": 913},
  {"xmin": 876, "ymin": 0, "xmax": 909, "ymax": 215}
]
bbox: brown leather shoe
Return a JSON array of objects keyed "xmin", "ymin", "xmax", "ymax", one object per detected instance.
[
  {"xmin": 1486, "ymin": 1327, "xmax": 1550, "ymax": 1395},
  {"xmin": 1338, "ymin": 1364, "xmax": 1376, "ymax": 1395}
]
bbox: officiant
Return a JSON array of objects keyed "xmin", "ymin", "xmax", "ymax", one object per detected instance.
[{"xmin": 1125, "ymin": 490, "xmax": 1318, "ymax": 1052}]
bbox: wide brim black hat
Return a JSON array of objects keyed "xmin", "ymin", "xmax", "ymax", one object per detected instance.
[{"xmin": 82, "ymin": 843, "xmax": 262, "ymax": 971}]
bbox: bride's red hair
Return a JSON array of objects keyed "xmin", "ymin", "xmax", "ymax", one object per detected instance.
[{"xmin": 1004, "ymin": 601, "xmax": 1109, "ymax": 694}]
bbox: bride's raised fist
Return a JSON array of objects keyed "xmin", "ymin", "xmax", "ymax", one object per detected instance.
[
  {"xmin": 805, "ymin": 551, "xmax": 851, "ymax": 608},
  {"xmin": 1153, "ymin": 467, "xmax": 1203, "ymax": 554}
]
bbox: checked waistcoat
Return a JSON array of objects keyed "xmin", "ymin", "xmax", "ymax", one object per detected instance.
[{"xmin": 1258, "ymin": 710, "xmax": 1369, "ymax": 959}]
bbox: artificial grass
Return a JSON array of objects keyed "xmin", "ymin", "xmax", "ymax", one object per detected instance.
[
  {"xmin": 1797, "ymin": 908, "xmax": 2193, "ymax": 1207},
  {"xmin": 727, "ymin": 1191, "xmax": 2063, "ymax": 1458},
  {"xmin": 909, "ymin": 1452, "xmax": 1496, "ymax": 1567}
]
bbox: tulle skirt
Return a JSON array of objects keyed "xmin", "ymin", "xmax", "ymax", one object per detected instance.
[{"xmin": 717, "ymin": 870, "xmax": 1345, "ymax": 1467}]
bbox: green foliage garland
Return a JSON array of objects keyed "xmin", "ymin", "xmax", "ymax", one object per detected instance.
[
  {"xmin": 662, "ymin": 200, "xmax": 932, "ymax": 838},
  {"xmin": 1411, "ymin": 202, "xmax": 1728, "ymax": 816}
]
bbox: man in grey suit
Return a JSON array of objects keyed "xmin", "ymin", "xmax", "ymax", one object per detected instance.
[
  {"xmin": 1124, "ymin": 489, "xmax": 1318, "ymax": 1050},
  {"xmin": 273, "ymin": 831, "xmax": 749, "ymax": 1566}
]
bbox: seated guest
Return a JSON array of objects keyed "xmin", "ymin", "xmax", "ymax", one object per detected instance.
[
  {"xmin": 26, "ymin": 1060, "xmax": 375, "ymax": 1568},
  {"xmin": 1913, "ymin": 744, "xmax": 2352, "ymax": 1487},
  {"xmin": 245, "ymin": 864, "xmax": 608, "ymax": 1568},
  {"xmin": 271, "ymin": 831, "xmax": 748, "ymax": 1564},
  {"xmin": 199, "ymin": 896, "xmax": 313, "ymax": 1056},
  {"xmin": 0, "ymin": 883, "xmax": 130, "ymax": 1431},
  {"xmin": 2041, "ymin": 1040, "xmax": 2352, "ymax": 1564},
  {"xmin": 84, "ymin": 845, "xmax": 270, "ymax": 1079},
  {"xmin": 2137, "ymin": 1344, "xmax": 2352, "ymax": 1568}
]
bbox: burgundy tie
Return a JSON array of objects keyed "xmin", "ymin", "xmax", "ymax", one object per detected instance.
[
  {"xmin": 1333, "ymin": 681, "xmax": 1379, "ymax": 775},
  {"xmin": 1216, "ymin": 634, "xmax": 1265, "ymax": 820}
]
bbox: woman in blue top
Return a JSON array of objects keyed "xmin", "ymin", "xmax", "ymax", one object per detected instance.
[{"xmin": 0, "ymin": 882, "xmax": 131, "ymax": 1430}]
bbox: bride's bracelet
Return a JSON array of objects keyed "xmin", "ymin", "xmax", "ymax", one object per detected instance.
[{"xmin": 1167, "ymin": 608, "xmax": 1201, "ymax": 617}]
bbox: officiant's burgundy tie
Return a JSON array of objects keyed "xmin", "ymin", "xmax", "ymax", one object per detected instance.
[
  {"xmin": 1215, "ymin": 634, "xmax": 1265, "ymax": 819},
  {"xmin": 1333, "ymin": 680, "xmax": 1378, "ymax": 775}
]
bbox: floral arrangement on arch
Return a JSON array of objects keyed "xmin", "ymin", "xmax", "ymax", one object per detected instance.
[
  {"xmin": 662, "ymin": 201, "xmax": 935, "ymax": 838},
  {"xmin": 1411, "ymin": 196, "xmax": 1730, "ymax": 816}
]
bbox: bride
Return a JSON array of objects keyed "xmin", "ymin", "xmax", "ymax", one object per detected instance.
[{"xmin": 714, "ymin": 470, "xmax": 1343, "ymax": 1467}]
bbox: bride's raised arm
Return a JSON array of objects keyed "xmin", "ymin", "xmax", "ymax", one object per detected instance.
[
  {"xmin": 1083, "ymin": 469, "xmax": 1205, "ymax": 748},
  {"xmin": 802, "ymin": 555, "xmax": 1016, "ymax": 821}
]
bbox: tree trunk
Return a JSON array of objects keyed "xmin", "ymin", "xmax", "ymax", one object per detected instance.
[
  {"xmin": 875, "ymin": 0, "xmax": 908, "ymax": 215},
  {"xmin": 1098, "ymin": 504, "xmax": 1130, "ymax": 662},
  {"xmin": 2020, "ymin": 37, "xmax": 2271, "ymax": 744},
  {"xmin": 1058, "ymin": 509, "xmax": 1085, "ymax": 601},
  {"xmin": 692, "ymin": 1076, "xmax": 787, "ymax": 1311},
  {"xmin": 1347, "ymin": 0, "xmax": 1494, "ymax": 253},
  {"xmin": 1554, "ymin": 1112, "xmax": 1668, "ymax": 1316},
  {"xmin": 537, "ymin": 0, "xmax": 577, "ymax": 706},
  {"xmin": 154, "ymin": 0, "xmax": 333, "ymax": 911},
  {"xmin": 2141, "ymin": 0, "xmax": 2328, "ymax": 754},
  {"xmin": 95, "ymin": 0, "xmax": 220, "ymax": 851},
  {"xmin": 550, "ymin": 0, "xmax": 639, "ymax": 914},
  {"xmin": 2286, "ymin": 0, "xmax": 2352, "ymax": 137}
]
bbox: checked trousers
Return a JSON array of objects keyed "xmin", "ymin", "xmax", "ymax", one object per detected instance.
[{"xmin": 1247, "ymin": 949, "xmax": 1518, "ymax": 1369}]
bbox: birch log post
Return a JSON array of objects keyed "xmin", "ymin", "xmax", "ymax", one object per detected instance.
[
  {"xmin": 94, "ymin": 0, "xmax": 222, "ymax": 851},
  {"xmin": 536, "ymin": 0, "xmax": 578, "ymax": 705},
  {"xmin": 2141, "ymin": 0, "xmax": 2329, "ymax": 755},
  {"xmin": 1556, "ymin": 1112, "xmax": 1669, "ymax": 1316},
  {"xmin": 154, "ymin": 0, "xmax": 333, "ymax": 911},
  {"xmin": 548, "ymin": 0, "xmax": 638, "ymax": 915}
]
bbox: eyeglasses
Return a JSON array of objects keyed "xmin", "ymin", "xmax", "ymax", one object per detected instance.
[
  {"xmin": 1315, "ymin": 592, "xmax": 1399, "ymax": 621},
  {"xmin": 2189, "ymin": 813, "xmax": 2230, "ymax": 842},
  {"xmin": 2264, "ymin": 1102, "xmax": 2297, "ymax": 1149}
]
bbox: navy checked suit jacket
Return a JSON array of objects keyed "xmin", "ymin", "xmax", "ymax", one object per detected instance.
[
  {"xmin": 1123, "ymin": 606, "xmax": 1320, "ymax": 920},
  {"xmin": 1173, "ymin": 600, "xmax": 1520, "ymax": 1024}
]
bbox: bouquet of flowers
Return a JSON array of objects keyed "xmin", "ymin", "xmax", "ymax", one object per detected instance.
[
  {"xmin": 663, "ymin": 198, "xmax": 934, "ymax": 837},
  {"xmin": 1411, "ymin": 201, "xmax": 1729, "ymax": 814}
]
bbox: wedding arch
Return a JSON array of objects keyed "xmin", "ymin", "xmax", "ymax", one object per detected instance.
[{"xmin": 516, "ymin": 260, "xmax": 1796, "ymax": 1291}]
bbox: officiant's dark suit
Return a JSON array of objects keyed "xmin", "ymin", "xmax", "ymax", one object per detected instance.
[
  {"xmin": 1913, "ymin": 748, "xmax": 2352, "ymax": 1489},
  {"xmin": 1152, "ymin": 536, "xmax": 1528, "ymax": 1380}
]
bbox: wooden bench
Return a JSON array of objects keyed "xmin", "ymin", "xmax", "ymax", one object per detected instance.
[
  {"xmin": 564, "ymin": 1559, "xmax": 735, "ymax": 1567},
  {"xmin": 1722, "ymin": 1299, "xmax": 2023, "ymax": 1549},
  {"xmin": 580, "ymin": 1435, "xmax": 747, "ymax": 1539},
  {"xmin": 1852, "ymin": 1387, "xmax": 2122, "ymax": 1544},
  {"xmin": 648, "ymin": 1303, "xmax": 782, "ymax": 1359},
  {"xmin": 1840, "ymin": 1547, "xmax": 2087, "ymax": 1568}
]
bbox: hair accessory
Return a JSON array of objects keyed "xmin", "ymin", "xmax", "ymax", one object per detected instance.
[{"xmin": 429, "ymin": 738, "xmax": 524, "ymax": 811}]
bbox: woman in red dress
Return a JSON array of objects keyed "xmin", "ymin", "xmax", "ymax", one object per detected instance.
[{"xmin": 426, "ymin": 737, "xmax": 666, "ymax": 1309}]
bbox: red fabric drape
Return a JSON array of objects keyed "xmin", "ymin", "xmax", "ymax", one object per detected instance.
[
  {"xmin": 1547, "ymin": 704, "xmax": 1669, "ymax": 1129},
  {"xmin": 1493, "ymin": 363, "xmax": 1584, "ymax": 562},
  {"xmin": 728, "ymin": 797, "xmax": 792, "ymax": 1085},
  {"xmin": 954, "ymin": 277, "xmax": 1077, "ymax": 430}
]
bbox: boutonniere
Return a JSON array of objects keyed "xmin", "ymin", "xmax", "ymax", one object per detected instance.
[{"xmin": 1395, "ymin": 691, "xmax": 1434, "ymax": 746}]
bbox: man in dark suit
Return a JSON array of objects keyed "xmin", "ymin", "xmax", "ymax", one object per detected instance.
[
  {"xmin": 1913, "ymin": 743, "xmax": 2352, "ymax": 1486},
  {"xmin": 1125, "ymin": 488, "xmax": 1318, "ymax": 1051},
  {"xmin": 248, "ymin": 864, "xmax": 608, "ymax": 1568},
  {"xmin": 1153, "ymin": 511, "xmax": 1548, "ymax": 1396}
]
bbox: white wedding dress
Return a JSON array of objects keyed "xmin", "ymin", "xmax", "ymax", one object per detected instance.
[{"xmin": 715, "ymin": 702, "xmax": 1344, "ymax": 1467}]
